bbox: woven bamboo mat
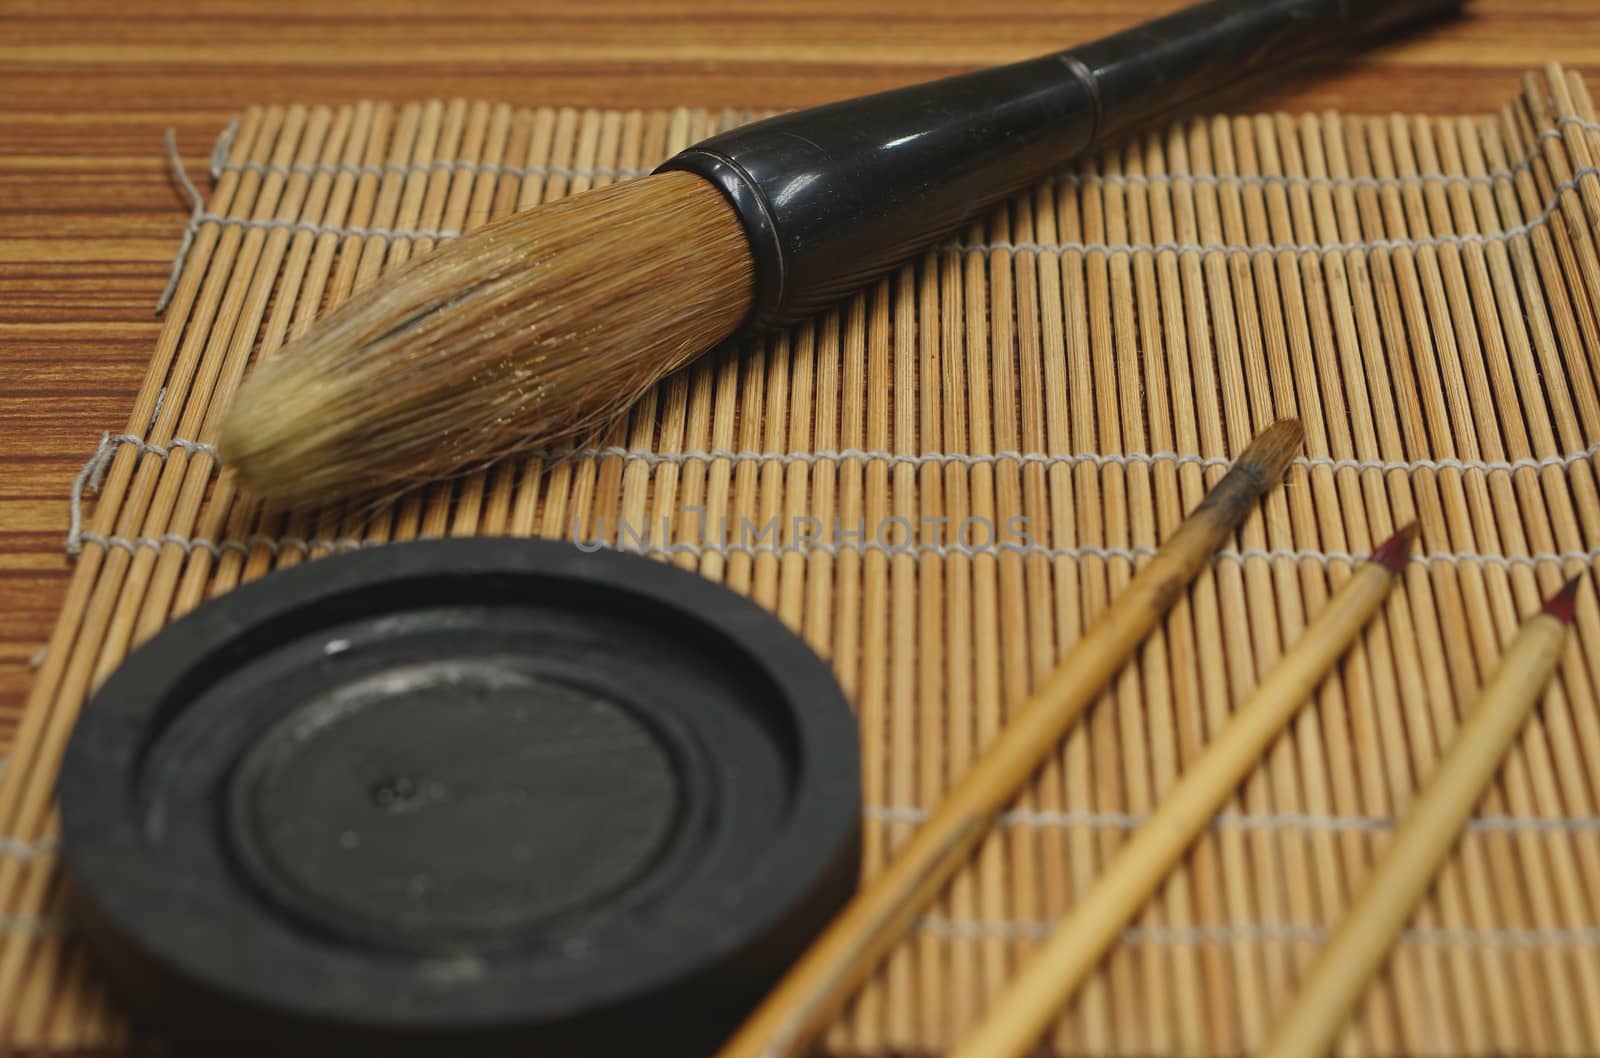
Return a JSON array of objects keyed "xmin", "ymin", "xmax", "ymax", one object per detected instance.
[{"xmin": 5, "ymin": 63, "xmax": 1600, "ymax": 1057}]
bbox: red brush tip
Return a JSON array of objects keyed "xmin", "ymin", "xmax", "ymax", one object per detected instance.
[
  {"xmin": 1370, "ymin": 522, "xmax": 1418, "ymax": 575},
  {"xmin": 1540, "ymin": 575, "xmax": 1583, "ymax": 624}
]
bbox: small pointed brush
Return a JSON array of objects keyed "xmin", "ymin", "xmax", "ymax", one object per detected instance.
[
  {"xmin": 1258, "ymin": 573, "xmax": 1584, "ymax": 1058},
  {"xmin": 712, "ymin": 419, "xmax": 1304, "ymax": 1058},
  {"xmin": 948, "ymin": 524, "xmax": 1414, "ymax": 1058},
  {"xmin": 220, "ymin": 0, "xmax": 1461, "ymax": 505}
]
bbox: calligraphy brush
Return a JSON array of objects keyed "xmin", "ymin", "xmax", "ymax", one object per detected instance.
[
  {"xmin": 950, "ymin": 525, "xmax": 1415, "ymax": 1058},
  {"xmin": 711, "ymin": 419, "xmax": 1303, "ymax": 1058},
  {"xmin": 219, "ymin": 0, "xmax": 1460, "ymax": 504},
  {"xmin": 1257, "ymin": 575, "xmax": 1584, "ymax": 1058}
]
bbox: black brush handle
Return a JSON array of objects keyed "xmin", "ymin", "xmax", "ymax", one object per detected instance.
[{"xmin": 658, "ymin": 0, "xmax": 1462, "ymax": 330}]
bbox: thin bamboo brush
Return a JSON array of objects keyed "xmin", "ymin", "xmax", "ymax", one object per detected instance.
[
  {"xmin": 217, "ymin": 0, "xmax": 1460, "ymax": 505},
  {"xmin": 947, "ymin": 524, "xmax": 1417, "ymax": 1058},
  {"xmin": 1256, "ymin": 575, "xmax": 1585, "ymax": 1058},
  {"xmin": 711, "ymin": 418, "xmax": 1303, "ymax": 1058}
]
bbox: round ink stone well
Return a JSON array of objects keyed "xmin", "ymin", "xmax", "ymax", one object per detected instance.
[{"xmin": 59, "ymin": 538, "xmax": 861, "ymax": 1057}]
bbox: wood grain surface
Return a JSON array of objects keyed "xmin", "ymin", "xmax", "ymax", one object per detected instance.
[{"xmin": 1, "ymin": 0, "xmax": 1596, "ymax": 744}]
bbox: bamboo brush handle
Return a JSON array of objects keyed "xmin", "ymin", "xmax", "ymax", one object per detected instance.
[
  {"xmin": 1257, "ymin": 601, "xmax": 1574, "ymax": 1058},
  {"xmin": 949, "ymin": 538, "xmax": 1409, "ymax": 1058},
  {"xmin": 660, "ymin": 0, "xmax": 1463, "ymax": 329},
  {"xmin": 711, "ymin": 420, "xmax": 1303, "ymax": 1058}
]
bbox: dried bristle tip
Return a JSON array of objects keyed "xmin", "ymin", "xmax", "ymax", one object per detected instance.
[
  {"xmin": 1370, "ymin": 522, "xmax": 1418, "ymax": 575},
  {"xmin": 1237, "ymin": 418, "xmax": 1305, "ymax": 481},
  {"xmin": 1540, "ymin": 575, "xmax": 1583, "ymax": 624},
  {"xmin": 219, "ymin": 171, "xmax": 754, "ymax": 505}
]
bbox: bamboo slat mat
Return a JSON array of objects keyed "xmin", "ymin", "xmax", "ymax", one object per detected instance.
[{"xmin": 6, "ymin": 63, "xmax": 1600, "ymax": 1057}]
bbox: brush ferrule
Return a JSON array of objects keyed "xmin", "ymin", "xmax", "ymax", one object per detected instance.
[
  {"xmin": 663, "ymin": 148, "xmax": 793, "ymax": 334},
  {"xmin": 659, "ymin": 56, "xmax": 1098, "ymax": 330}
]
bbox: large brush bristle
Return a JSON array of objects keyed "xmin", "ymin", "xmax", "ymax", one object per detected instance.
[{"xmin": 219, "ymin": 170, "xmax": 754, "ymax": 505}]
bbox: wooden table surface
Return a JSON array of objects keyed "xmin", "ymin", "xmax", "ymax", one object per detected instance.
[{"xmin": 1, "ymin": 0, "xmax": 1596, "ymax": 742}]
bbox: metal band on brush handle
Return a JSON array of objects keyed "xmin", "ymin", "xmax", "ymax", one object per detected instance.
[{"xmin": 657, "ymin": 0, "xmax": 1463, "ymax": 331}]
